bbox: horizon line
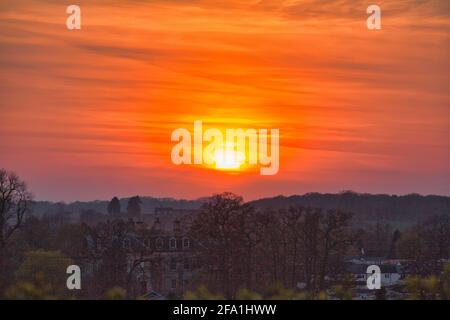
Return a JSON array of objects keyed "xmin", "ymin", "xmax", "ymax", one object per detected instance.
[{"xmin": 32, "ymin": 190, "xmax": 450, "ymax": 204}]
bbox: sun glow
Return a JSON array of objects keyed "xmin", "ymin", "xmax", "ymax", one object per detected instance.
[
  {"xmin": 171, "ymin": 121, "xmax": 280, "ymax": 174},
  {"xmin": 213, "ymin": 148, "xmax": 246, "ymax": 170}
]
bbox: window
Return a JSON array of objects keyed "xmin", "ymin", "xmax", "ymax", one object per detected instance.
[
  {"xmin": 144, "ymin": 238, "xmax": 150, "ymax": 247},
  {"xmin": 183, "ymin": 238, "xmax": 190, "ymax": 249},
  {"xmin": 170, "ymin": 238, "xmax": 177, "ymax": 249},
  {"xmin": 156, "ymin": 238, "xmax": 163, "ymax": 249},
  {"xmin": 171, "ymin": 279, "xmax": 177, "ymax": 289},
  {"xmin": 170, "ymin": 258, "xmax": 177, "ymax": 270},
  {"xmin": 123, "ymin": 239, "xmax": 130, "ymax": 248},
  {"xmin": 184, "ymin": 259, "xmax": 190, "ymax": 270},
  {"xmin": 173, "ymin": 220, "xmax": 181, "ymax": 232}
]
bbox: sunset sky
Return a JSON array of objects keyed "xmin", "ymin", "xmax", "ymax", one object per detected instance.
[{"xmin": 1, "ymin": 0, "xmax": 449, "ymax": 202}]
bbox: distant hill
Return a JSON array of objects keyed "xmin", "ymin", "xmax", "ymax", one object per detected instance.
[
  {"xmin": 248, "ymin": 192, "xmax": 450, "ymax": 223},
  {"xmin": 31, "ymin": 192, "xmax": 450, "ymax": 225},
  {"xmin": 31, "ymin": 196, "xmax": 203, "ymax": 218}
]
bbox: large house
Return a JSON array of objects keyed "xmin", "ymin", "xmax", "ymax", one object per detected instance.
[
  {"xmin": 124, "ymin": 208, "xmax": 200, "ymax": 298},
  {"xmin": 78, "ymin": 207, "xmax": 201, "ymax": 299}
]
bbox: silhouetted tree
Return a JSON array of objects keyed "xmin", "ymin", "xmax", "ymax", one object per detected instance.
[
  {"xmin": 190, "ymin": 192, "xmax": 257, "ymax": 298},
  {"xmin": 317, "ymin": 209, "xmax": 356, "ymax": 290},
  {"xmin": 126, "ymin": 196, "xmax": 142, "ymax": 218},
  {"xmin": 89, "ymin": 220, "xmax": 129, "ymax": 294},
  {"xmin": 257, "ymin": 206, "xmax": 356, "ymax": 294},
  {"xmin": 0, "ymin": 169, "xmax": 33, "ymax": 249},
  {"xmin": 107, "ymin": 197, "xmax": 121, "ymax": 215},
  {"xmin": 387, "ymin": 229, "xmax": 402, "ymax": 259},
  {"xmin": 398, "ymin": 214, "xmax": 450, "ymax": 275}
]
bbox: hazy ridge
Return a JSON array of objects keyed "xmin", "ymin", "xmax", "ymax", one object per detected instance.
[{"xmin": 31, "ymin": 192, "xmax": 450, "ymax": 224}]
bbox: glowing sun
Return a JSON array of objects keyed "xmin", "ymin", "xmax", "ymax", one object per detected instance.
[{"xmin": 213, "ymin": 148, "xmax": 246, "ymax": 170}]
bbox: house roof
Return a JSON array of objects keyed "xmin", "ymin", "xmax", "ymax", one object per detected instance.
[{"xmin": 346, "ymin": 263, "xmax": 399, "ymax": 274}]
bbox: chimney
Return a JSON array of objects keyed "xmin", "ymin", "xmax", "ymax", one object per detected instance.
[
  {"xmin": 174, "ymin": 220, "xmax": 181, "ymax": 234},
  {"xmin": 153, "ymin": 217, "xmax": 161, "ymax": 232}
]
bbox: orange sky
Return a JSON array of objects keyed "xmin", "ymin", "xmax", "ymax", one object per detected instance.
[{"xmin": 0, "ymin": 0, "xmax": 449, "ymax": 201}]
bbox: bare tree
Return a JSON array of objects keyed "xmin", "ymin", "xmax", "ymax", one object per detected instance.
[
  {"xmin": 398, "ymin": 214, "xmax": 450, "ymax": 276},
  {"xmin": 317, "ymin": 209, "xmax": 356, "ymax": 290},
  {"xmin": 257, "ymin": 206, "xmax": 356, "ymax": 294},
  {"xmin": 0, "ymin": 169, "xmax": 33, "ymax": 249},
  {"xmin": 190, "ymin": 192, "xmax": 256, "ymax": 298}
]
